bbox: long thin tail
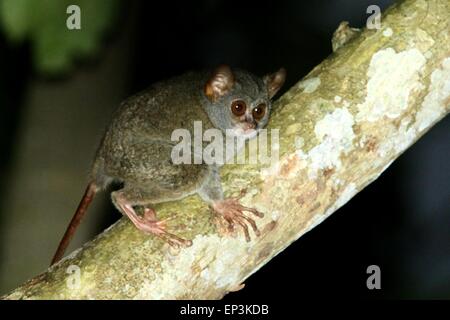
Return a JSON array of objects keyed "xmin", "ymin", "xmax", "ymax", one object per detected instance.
[{"xmin": 51, "ymin": 182, "xmax": 98, "ymax": 265}]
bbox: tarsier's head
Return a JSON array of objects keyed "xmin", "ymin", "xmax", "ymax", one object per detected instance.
[{"xmin": 202, "ymin": 65, "xmax": 286, "ymax": 139}]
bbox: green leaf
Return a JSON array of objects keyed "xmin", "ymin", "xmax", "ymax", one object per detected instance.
[
  {"xmin": 0, "ymin": 0, "xmax": 121, "ymax": 75},
  {"xmin": 0, "ymin": 0, "xmax": 34, "ymax": 41}
]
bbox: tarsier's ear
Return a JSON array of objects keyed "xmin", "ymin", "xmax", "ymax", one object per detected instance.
[
  {"xmin": 263, "ymin": 68, "xmax": 286, "ymax": 99},
  {"xmin": 204, "ymin": 65, "xmax": 235, "ymax": 102}
]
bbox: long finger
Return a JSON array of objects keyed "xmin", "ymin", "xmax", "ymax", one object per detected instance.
[
  {"xmin": 239, "ymin": 214, "xmax": 260, "ymax": 236},
  {"xmin": 234, "ymin": 216, "xmax": 250, "ymax": 242},
  {"xmin": 241, "ymin": 206, "xmax": 264, "ymax": 218},
  {"xmin": 224, "ymin": 216, "xmax": 235, "ymax": 232}
]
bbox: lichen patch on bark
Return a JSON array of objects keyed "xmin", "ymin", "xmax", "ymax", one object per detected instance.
[
  {"xmin": 295, "ymin": 107, "xmax": 355, "ymax": 179},
  {"xmin": 297, "ymin": 77, "xmax": 321, "ymax": 93},
  {"xmin": 356, "ymin": 48, "xmax": 426, "ymax": 122}
]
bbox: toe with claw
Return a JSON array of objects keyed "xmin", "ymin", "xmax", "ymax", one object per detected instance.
[{"xmin": 137, "ymin": 208, "xmax": 192, "ymax": 248}]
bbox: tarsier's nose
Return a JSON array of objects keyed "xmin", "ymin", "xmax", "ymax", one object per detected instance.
[
  {"xmin": 243, "ymin": 115, "xmax": 256, "ymax": 129},
  {"xmin": 242, "ymin": 121, "xmax": 256, "ymax": 131}
]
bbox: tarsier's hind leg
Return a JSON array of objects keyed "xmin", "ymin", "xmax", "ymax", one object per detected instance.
[
  {"xmin": 111, "ymin": 188, "xmax": 192, "ymax": 248},
  {"xmin": 107, "ymin": 140, "xmax": 211, "ymax": 247}
]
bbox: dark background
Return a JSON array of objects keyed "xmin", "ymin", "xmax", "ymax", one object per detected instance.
[{"xmin": 0, "ymin": 0, "xmax": 448, "ymax": 299}]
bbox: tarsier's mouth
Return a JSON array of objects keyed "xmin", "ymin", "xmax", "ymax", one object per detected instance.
[
  {"xmin": 229, "ymin": 123, "xmax": 259, "ymax": 139},
  {"xmin": 239, "ymin": 121, "xmax": 256, "ymax": 132}
]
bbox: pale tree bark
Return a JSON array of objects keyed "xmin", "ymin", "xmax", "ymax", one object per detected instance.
[{"xmin": 3, "ymin": 0, "xmax": 449, "ymax": 299}]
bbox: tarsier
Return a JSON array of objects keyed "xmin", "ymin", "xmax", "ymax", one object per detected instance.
[{"xmin": 51, "ymin": 65, "xmax": 286, "ymax": 265}]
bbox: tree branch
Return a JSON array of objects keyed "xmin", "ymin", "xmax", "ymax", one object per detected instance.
[{"xmin": 3, "ymin": 0, "xmax": 449, "ymax": 299}]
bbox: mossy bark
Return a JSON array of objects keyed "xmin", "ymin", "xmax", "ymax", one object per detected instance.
[{"xmin": 3, "ymin": 0, "xmax": 450, "ymax": 299}]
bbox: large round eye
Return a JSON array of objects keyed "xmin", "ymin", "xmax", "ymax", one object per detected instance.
[
  {"xmin": 231, "ymin": 100, "xmax": 247, "ymax": 116},
  {"xmin": 252, "ymin": 103, "xmax": 266, "ymax": 120}
]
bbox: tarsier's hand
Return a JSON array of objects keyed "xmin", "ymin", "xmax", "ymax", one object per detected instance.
[{"xmin": 212, "ymin": 190, "xmax": 264, "ymax": 242}]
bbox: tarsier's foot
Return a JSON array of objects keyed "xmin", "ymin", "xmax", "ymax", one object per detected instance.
[
  {"xmin": 118, "ymin": 198, "xmax": 192, "ymax": 248},
  {"xmin": 212, "ymin": 192, "xmax": 264, "ymax": 242},
  {"xmin": 139, "ymin": 208, "xmax": 193, "ymax": 248}
]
